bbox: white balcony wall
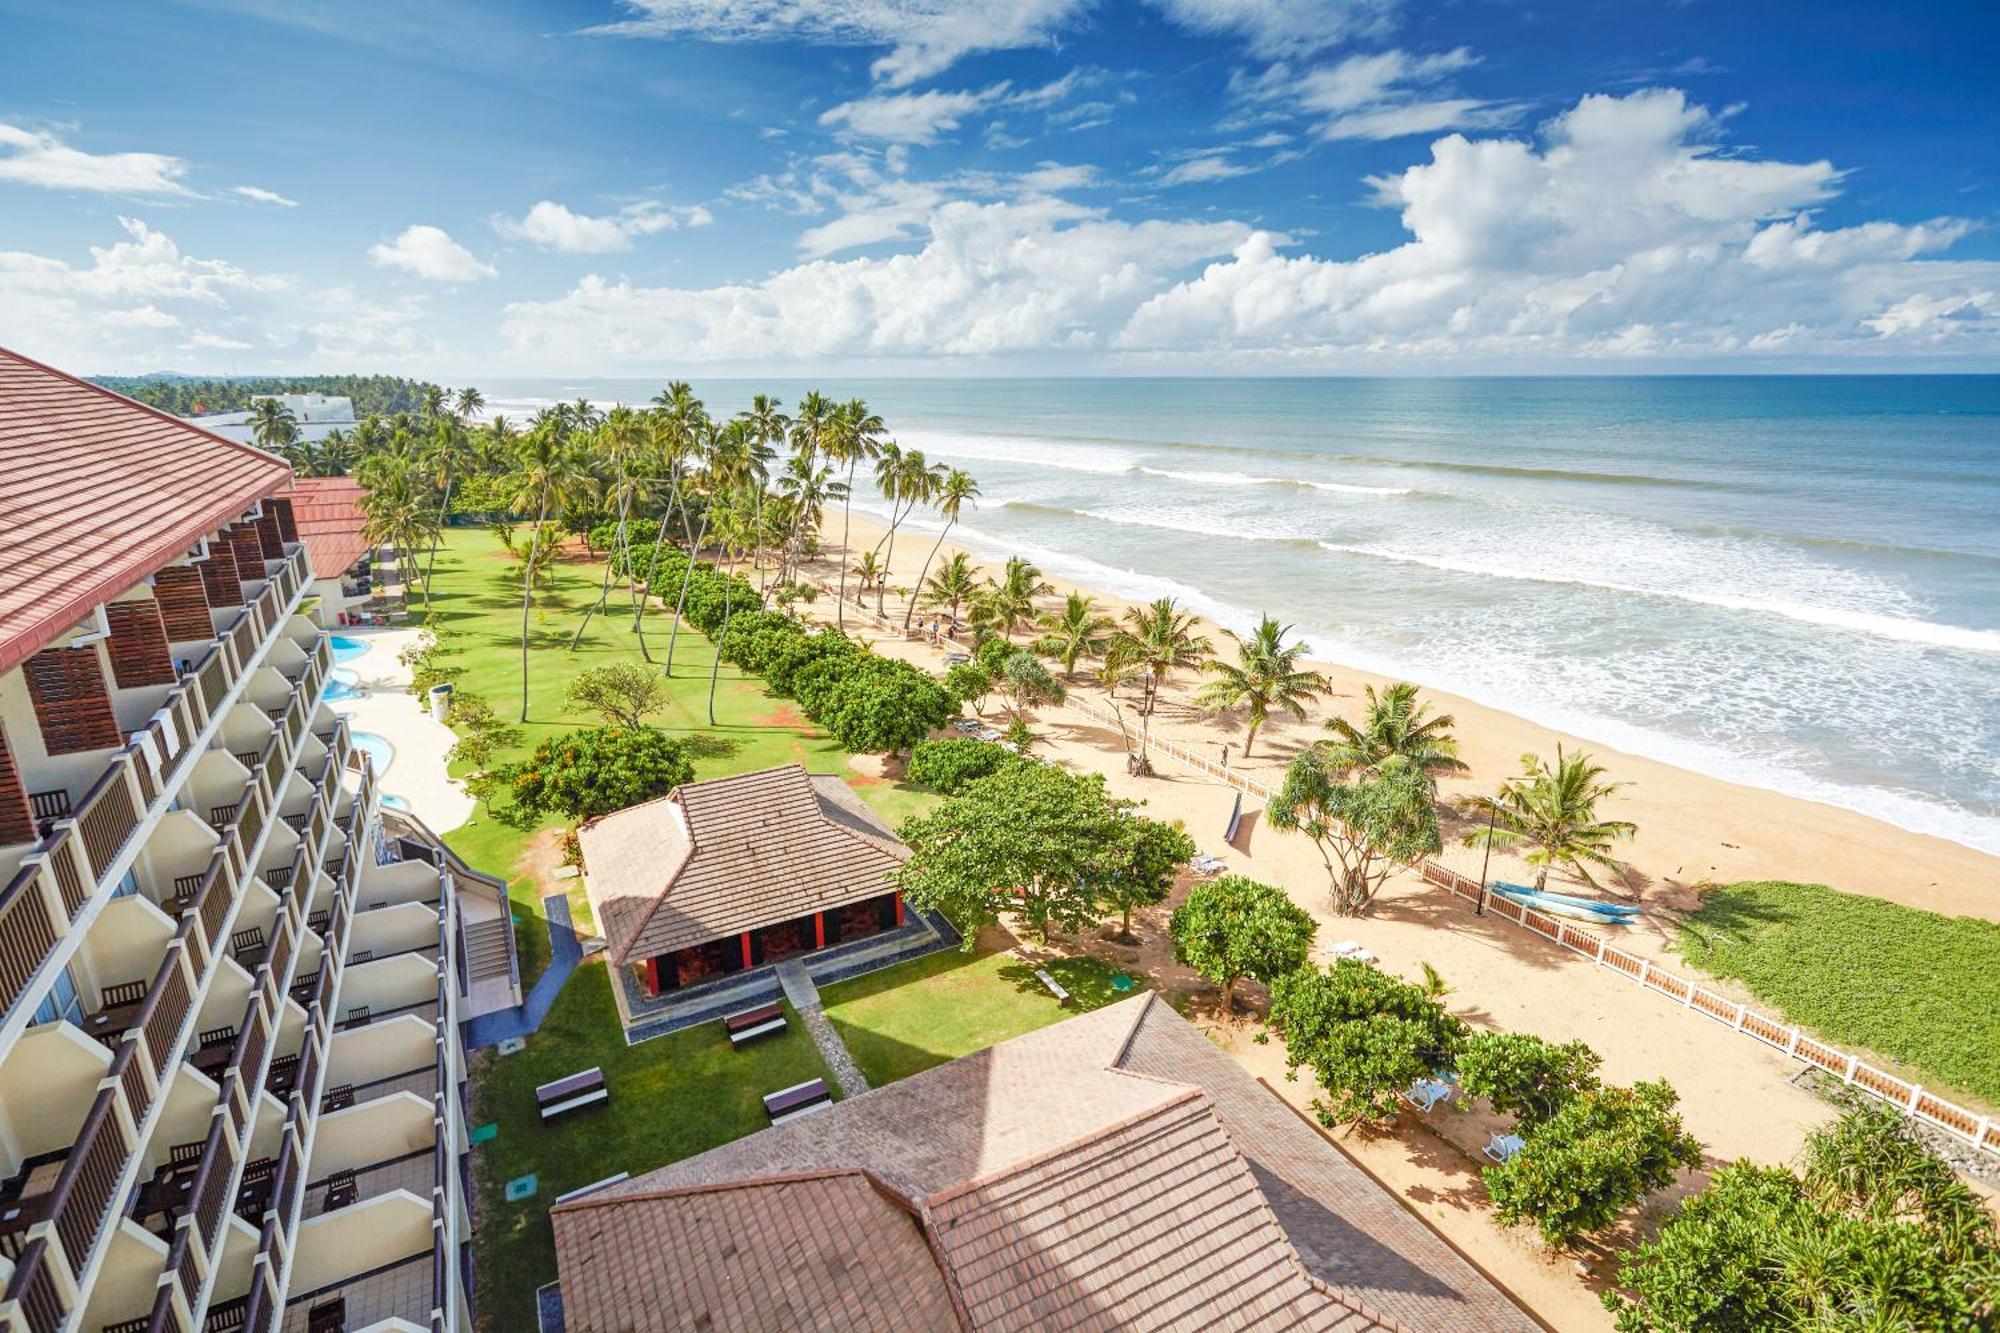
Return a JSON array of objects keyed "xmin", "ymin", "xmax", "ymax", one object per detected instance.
[
  {"xmin": 79, "ymin": 1220, "xmax": 172, "ymax": 1333},
  {"xmin": 337, "ymin": 956, "xmax": 435, "ymax": 1015},
  {"xmin": 355, "ymin": 861, "xmax": 438, "ymax": 910},
  {"xmin": 350, "ymin": 904, "xmax": 437, "ymax": 959},
  {"xmin": 326, "ymin": 1018, "xmax": 432, "ymax": 1089},
  {"xmin": 81, "ymin": 896, "xmax": 176, "ymax": 994},
  {"xmin": 309, "ymin": 1095, "xmax": 434, "ymax": 1179},
  {"xmin": 0, "ymin": 1023, "xmax": 111, "ymax": 1170},
  {"xmin": 289, "ymin": 1192, "xmax": 431, "ymax": 1296}
]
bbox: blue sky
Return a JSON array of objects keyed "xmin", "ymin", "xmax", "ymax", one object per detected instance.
[{"xmin": 1, "ymin": 0, "xmax": 1995, "ymax": 375}]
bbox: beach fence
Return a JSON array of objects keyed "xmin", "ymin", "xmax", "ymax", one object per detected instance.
[{"xmin": 1058, "ymin": 694, "xmax": 2000, "ymax": 1163}]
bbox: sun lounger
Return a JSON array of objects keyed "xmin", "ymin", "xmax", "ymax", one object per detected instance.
[
  {"xmin": 1483, "ymin": 1132, "xmax": 1525, "ymax": 1163},
  {"xmin": 1189, "ymin": 855, "xmax": 1227, "ymax": 876},
  {"xmin": 1325, "ymin": 940, "xmax": 1377, "ymax": 964},
  {"xmin": 1405, "ymin": 1077, "xmax": 1453, "ymax": 1113}
]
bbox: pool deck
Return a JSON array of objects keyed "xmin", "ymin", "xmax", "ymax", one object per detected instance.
[{"xmin": 327, "ymin": 627, "xmax": 474, "ymax": 835}]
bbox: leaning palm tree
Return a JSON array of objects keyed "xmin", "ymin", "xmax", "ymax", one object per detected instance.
[
  {"xmin": 705, "ymin": 485, "xmax": 760, "ymax": 724},
  {"xmin": 506, "ymin": 416, "xmax": 597, "ymax": 720},
  {"xmin": 971, "ymin": 556, "xmax": 1050, "ymax": 642},
  {"xmin": 774, "ymin": 454, "xmax": 842, "ymax": 587},
  {"xmin": 736, "ymin": 394, "xmax": 788, "ymax": 597},
  {"xmin": 1320, "ymin": 682, "xmax": 1468, "ymax": 786},
  {"xmin": 1460, "ymin": 746, "xmax": 1638, "ymax": 890},
  {"xmin": 570, "ymin": 407, "xmax": 650, "ymax": 648},
  {"xmin": 869, "ymin": 447, "xmax": 945, "ymax": 616},
  {"xmin": 632, "ymin": 385, "xmax": 704, "ymax": 656},
  {"xmin": 1034, "ymin": 593, "xmax": 1115, "ymax": 678},
  {"xmin": 1195, "ymin": 615, "xmax": 1331, "ymax": 757},
  {"xmin": 918, "ymin": 552, "xmax": 980, "ymax": 624},
  {"xmin": 419, "ymin": 417, "xmax": 477, "ymax": 605},
  {"xmin": 1112, "ymin": 598, "xmax": 1213, "ymax": 716},
  {"xmin": 902, "ymin": 468, "xmax": 978, "ymax": 630},
  {"xmin": 665, "ymin": 416, "xmax": 739, "ymax": 676}
]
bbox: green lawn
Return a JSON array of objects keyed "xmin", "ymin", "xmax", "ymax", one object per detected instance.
[
  {"xmin": 468, "ymin": 965, "xmax": 834, "ymax": 1332},
  {"xmin": 821, "ymin": 947, "xmax": 1138, "ymax": 1085},
  {"xmin": 419, "ymin": 527, "xmax": 937, "ymax": 978},
  {"xmin": 1678, "ymin": 880, "xmax": 2000, "ymax": 1107}
]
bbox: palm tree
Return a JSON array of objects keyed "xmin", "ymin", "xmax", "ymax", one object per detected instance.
[
  {"xmin": 419, "ymin": 384, "xmax": 448, "ymax": 422},
  {"xmin": 1112, "ymin": 598, "xmax": 1213, "ymax": 716},
  {"xmin": 453, "ymin": 386, "xmax": 485, "ymax": 423},
  {"xmin": 570, "ymin": 407, "xmax": 650, "ymax": 649},
  {"xmin": 902, "ymin": 468, "xmax": 978, "ymax": 631},
  {"xmin": 418, "ymin": 417, "xmax": 477, "ymax": 607},
  {"xmin": 823, "ymin": 398, "xmax": 885, "ymax": 629},
  {"xmin": 919, "ymin": 552, "xmax": 980, "ymax": 623},
  {"xmin": 1321, "ymin": 682, "xmax": 1468, "ymax": 786},
  {"xmin": 1195, "ymin": 616, "xmax": 1331, "ymax": 757},
  {"xmin": 507, "ymin": 416, "xmax": 596, "ymax": 720},
  {"xmin": 1461, "ymin": 746, "xmax": 1637, "ymax": 890},
  {"xmin": 852, "ymin": 550, "xmax": 885, "ymax": 603},
  {"xmin": 868, "ymin": 446, "xmax": 945, "ymax": 616},
  {"xmin": 664, "ymin": 414, "xmax": 729, "ymax": 677},
  {"xmin": 1034, "ymin": 593, "xmax": 1115, "ymax": 677},
  {"xmin": 775, "ymin": 454, "xmax": 842, "ymax": 587},
  {"xmin": 247, "ymin": 399, "xmax": 300, "ymax": 456},
  {"xmin": 737, "ymin": 394, "xmax": 788, "ymax": 598},
  {"xmin": 971, "ymin": 556, "xmax": 1050, "ymax": 642},
  {"xmin": 706, "ymin": 482, "xmax": 759, "ymax": 724},
  {"xmin": 632, "ymin": 385, "xmax": 704, "ymax": 655}
]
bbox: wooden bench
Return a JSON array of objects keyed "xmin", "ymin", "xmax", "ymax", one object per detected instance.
[
  {"xmin": 536, "ymin": 1067, "xmax": 609, "ymax": 1121},
  {"xmin": 1034, "ymin": 968, "xmax": 1071, "ymax": 1007},
  {"xmin": 762, "ymin": 1078, "xmax": 832, "ymax": 1126},
  {"xmin": 723, "ymin": 1003, "xmax": 787, "ymax": 1047}
]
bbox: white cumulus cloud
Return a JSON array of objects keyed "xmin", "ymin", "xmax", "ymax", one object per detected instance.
[
  {"xmin": 368, "ymin": 225, "xmax": 497, "ymax": 281},
  {"xmin": 820, "ymin": 87, "xmax": 997, "ymax": 144},
  {"xmin": 0, "ymin": 122, "xmax": 195, "ymax": 195},
  {"xmin": 492, "ymin": 199, "xmax": 712, "ymax": 253},
  {"xmin": 1234, "ymin": 47, "xmax": 1521, "ymax": 140},
  {"xmin": 588, "ymin": 0, "xmax": 1090, "ymax": 87}
]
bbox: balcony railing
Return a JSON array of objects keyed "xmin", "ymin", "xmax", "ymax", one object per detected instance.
[{"xmin": 0, "ymin": 548, "xmax": 313, "ymax": 1027}]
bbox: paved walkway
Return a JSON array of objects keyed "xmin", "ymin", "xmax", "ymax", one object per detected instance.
[
  {"xmin": 465, "ymin": 895, "xmax": 582, "ymax": 1049},
  {"xmin": 331, "ymin": 626, "xmax": 474, "ymax": 834},
  {"xmin": 777, "ymin": 961, "xmax": 868, "ymax": 1097}
]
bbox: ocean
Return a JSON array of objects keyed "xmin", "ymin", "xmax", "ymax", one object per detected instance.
[{"xmin": 472, "ymin": 376, "xmax": 2000, "ymax": 857}]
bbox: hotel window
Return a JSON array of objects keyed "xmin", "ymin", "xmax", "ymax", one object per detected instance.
[
  {"xmin": 32, "ymin": 966, "xmax": 84, "ymax": 1029},
  {"xmin": 113, "ymin": 867, "xmax": 140, "ymax": 899}
]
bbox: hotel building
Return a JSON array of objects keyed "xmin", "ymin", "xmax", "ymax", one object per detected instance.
[{"xmin": 0, "ymin": 350, "xmax": 501, "ymax": 1333}]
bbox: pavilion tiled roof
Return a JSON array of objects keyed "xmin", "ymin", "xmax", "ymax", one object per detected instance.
[
  {"xmin": 0, "ymin": 346, "xmax": 292, "ymax": 675},
  {"xmin": 278, "ymin": 475, "xmax": 370, "ymax": 580},
  {"xmin": 578, "ymin": 764, "xmax": 909, "ymax": 965},
  {"xmin": 552, "ymin": 997, "xmax": 1539, "ymax": 1332}
]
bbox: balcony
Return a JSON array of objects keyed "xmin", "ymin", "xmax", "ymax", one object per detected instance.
[
  {"xmin": 0, "ymin": 747, "xmax": 369, "ymax": 1333},
  {"xmin": 0, "ymin": 551, "xmax": 316, "ymax": 1035}
]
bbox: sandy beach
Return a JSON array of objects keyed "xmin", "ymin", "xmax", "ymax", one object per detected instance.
[
  {"xmin": 794, "ymin": 506, "xmax": 2000, "ymax": 1330},
  {"xmin": 815, "ymin": 508, "xmax": 2000, "ymax": 927}
]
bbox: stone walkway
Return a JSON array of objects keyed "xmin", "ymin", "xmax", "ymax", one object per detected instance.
[
  {"xmin": 465, "ymin": 895, "xmax": 582, "ymax": 1050},
  {"xmin": 778, "ymin": 961, "xmax": 869, "ymax": 1097}
]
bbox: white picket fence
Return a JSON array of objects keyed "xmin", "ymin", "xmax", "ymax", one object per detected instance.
[{"xmin": 1059, "ymin": 694, "xmax": 2000, "ymax": 1162}]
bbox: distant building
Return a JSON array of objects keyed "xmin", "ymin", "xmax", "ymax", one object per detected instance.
[{"xmin": 195, "ymin": 394, "xmax": 358, "ymax": 447}]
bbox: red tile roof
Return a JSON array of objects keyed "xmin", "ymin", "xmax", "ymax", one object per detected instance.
[
  {"xmin": 0, "ymin": 346, "xmax": 293, "ymax": 676},
  {"xmin": 278, "ymin": 475, "xmax": 370, "ymax": 580}
]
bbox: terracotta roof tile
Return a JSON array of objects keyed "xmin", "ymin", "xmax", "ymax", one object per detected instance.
[
  {"xmin": 279, "ymin": 476, "xmax": 369, "ymax": 578},
  {"xmin": 0, "ymin": 346, "xmax": 292, "ymax": 674},
  {"xmin": 554, "ymin": 998, "xmax": 1536, "ymax": 1332},
  {"xmin": 578, "ymin": 764, "xmax": 909, "ymax": 964}
]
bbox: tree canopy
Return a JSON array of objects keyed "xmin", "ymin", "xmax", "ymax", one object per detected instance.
[
  {"xmin": 504, "ymin": 726, "xmax": 694, "ymax": 822},
  {"xmin": 1170, "ymin": 875, "xmax": 1317, "ymax": 1009},
  {"xmin": 1269, "ymin": 960, "xmax": 1465, "ymax": 1126},
  {"xmin": 565, "ymin": 662, "xmax": 671, "ymax": 728},
  {"xmin": 1268, "ymin": 750, "xmax": 1442, "ymax": 915},
  {"xmin": 1484, "ymin": 1079, "xmax": 1701, "ymax": 1246}
]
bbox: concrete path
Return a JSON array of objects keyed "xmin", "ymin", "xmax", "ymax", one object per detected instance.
[
  {"xmin": 466, "ymin": 895, "xmax": 582, "ymax": 1049},
  {"xmin": 330, "ymin": 627, "xmax": 474, "ymax": 833},
  {"xmin": 777, "ymin": 961, "xmax": 869, "ymax": 1098}
]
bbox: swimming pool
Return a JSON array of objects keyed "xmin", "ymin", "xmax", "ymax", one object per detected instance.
[
  {"xmin": 380, "ymin": 793, "xmax": 410, "ymax": 811},
  {"xmin": 330, "ymin": 634, "xmax": 370, "ymax": 664},
  {"xmin": 351, "ymin": 731, "xmax": 394, "ymax": 774},
  {"xmin": 324, "ymin": 668, "xmax": 362, "ymax": 701}
]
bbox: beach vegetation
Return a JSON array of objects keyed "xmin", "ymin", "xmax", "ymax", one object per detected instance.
[
  {"xmin": 503, "ymin": 725, "xmax": 695, "ymax": 822},
  {"xmin": 866, "ymin": 442, "xmax": 947, "ymax": 616},
  {"xmin": 506, "ymin": 413, "xmax": 600, "ymax": 719},
  {"xmin": 801, "ymin": 654, "xmax": 955, "ymax": 757},
  {"xmin": 943, "ymin": 661, "xmax": 992, "ymax": 712},
  {"xmin": 821, "ymin": 398, "xmax": 888, "ymax": 629},
  {"xmin": 906, "ymin": 737, "xmax": 1018, "ymax": 794},
  {"xmin": 1269, "ymin": 959, "xmax": 1465, "ymax": 1126},
  {"xmin": 1196, "ymin": 614, "xmax": 1331, "ymax": 756},
  {"xmin": 919, "ymin": 551, "xmax": 981, "ymax": 624},
  {"xmin": 997, "ymin": 650, "xmax": 1065, "ymax": 719},
  {"xmin": 564, "ymin": 661, "xmax": 670, "ymax": 728},
  {"xmin": 1320, "ymin": 681, "xmax": 1468, "ymax": 785},
  {"xmin": 1268, "ymin": 751, "xmax": 1442, "ymax": 916},
  {"xmin": 1112, "ymin": 596, "xmax": 1214, "ymax": 716},
  {"xmin": 1485, "ymin": 1079, "xmax": 1701, "ymax": 1247},
  {"xmin": 972, "ymin": 556, "xmax": 1052, "ymax": 641},
  {"xmin": 1678, "ymin": 880, "xmax": 2000, "ymax": 1104},
  {"xmin": 1034, "ymin": 592, "xmax": 1116, "ymax": 677},
  {"xmin": 1095, "ymin": 810, "xmax": 1196, "ymax": 940},
  {"xmin": 1457, "ymin": 1031, "xmax": 1604, "ymax": 1128},
  {"xmin": 1170, "ymin": 875, "xmax": 1317, "ymax": 1011},
  {"xmin": 903, "ymin": 468, "xmax": 980, "ymax": 630},
  {"xmin": 1462, "ymin": 744, "xmax": 1637, "ymax": 890}
]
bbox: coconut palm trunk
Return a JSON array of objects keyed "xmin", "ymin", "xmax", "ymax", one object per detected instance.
[
  {"xmin": 422, "ymin": 474, "xmax": 453, "ymax": 605},
  {"xmin": 903, "ymin": 519, "xmax": 955, "ymax": 631},
  {"xmin": 519, "ymin": 496, "xmax": 548, "ymax": 722},
  {"xmin": 835, "ymin": 459, "xmax": 858, "ymax": 629},
  {"xmin": 664, "ymin": 506, "xmax": 710, "ymax": 678},
  {"xmin": 631, "ymin": 468, "xmax": 685, "ymax": 658},
  {"xmin": 571, "ymin": 486, "xmax": 631, "ymax": 650}
]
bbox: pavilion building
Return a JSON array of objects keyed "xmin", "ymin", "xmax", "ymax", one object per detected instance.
[{"xmin": 0, "ymin": 348, "xmax": 501, "ymax": 1333}]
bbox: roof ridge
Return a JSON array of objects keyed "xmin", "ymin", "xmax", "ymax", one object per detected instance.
[
  {"xmin": 548, "ymin": 1165, "xmax": 873, "ymax": 1216},
  {"xmin": 0, "ymin": 345, "xmax": 294, "ymax": 469}
]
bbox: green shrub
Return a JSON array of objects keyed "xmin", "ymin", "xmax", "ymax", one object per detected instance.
[
  {"xmin": 1457, "ymin": 1031, "xmax": 1603, "ymax": 1129},
  {"xmin": 1170, "ymin": 875, "xmax": 1317, "ymax": 1009},
  {"xmin": 1269, "ymin": 961, "xmax": 1465, "ymax": 1126},
  {"xmin": 907, "ymin": 738, "xmax": 1016, "ymax": 794},
  {"xmin": 1485, "ymin": 1079, "xmax": 1701, "ymax": 1246},
  {"xmin": 504, "ymin": 726, "xmax": 695, "ymax": 822}
]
